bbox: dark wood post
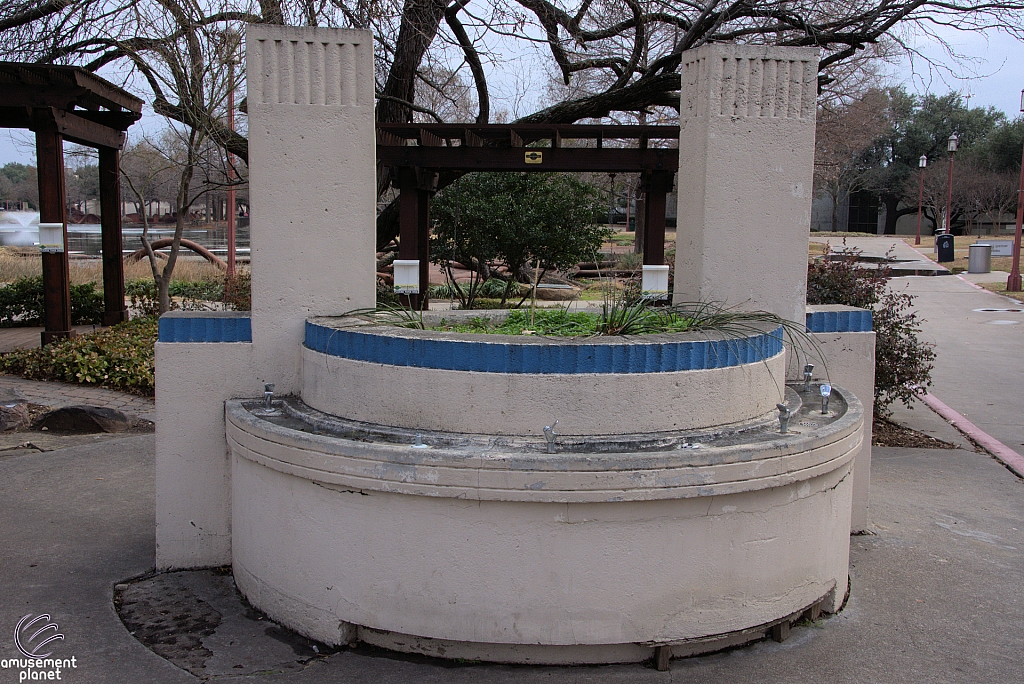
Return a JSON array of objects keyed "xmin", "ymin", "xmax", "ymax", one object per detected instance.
[
  {"xmin": 33, "ymin": 115, "xmax": 74, "ymax": 345},
  {"xmin": 99, "ymin": 146, "xmax": 128, "ymax": 326},
  {"xmin": 397, "ymin": 167, "xmax": 432, "ymax": 310},
  {"xmin": 641, "ymin": 171, "xmax": 673, "ymax": 266}
]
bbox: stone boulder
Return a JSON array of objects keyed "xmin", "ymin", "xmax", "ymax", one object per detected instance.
[{"xmin": 34, "ymin": 405, "xmax": 133, "ymax": 434}]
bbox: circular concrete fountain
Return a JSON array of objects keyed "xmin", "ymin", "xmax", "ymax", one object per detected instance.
[{"xmin": 226, "ymin": 314, "xmax": 863, "ymax": 664}]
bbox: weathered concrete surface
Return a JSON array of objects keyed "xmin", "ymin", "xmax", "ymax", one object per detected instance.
[
  {"xmin": 301, "ymin": 341, "xmax": 787, "ymax": 436},
  {"xmin": 247, "ymin": 25, "xmax": 377, "ymax": 395},
  {"xmin": 155, "ymin": 341, "xmax": 260, "ymax": 569},
  {"xmin": 675, "ymin": 44, "xmax": 818, "ymax": 324},
  {"xmin": 4, "ymin": 433, "xmax": 1023, "ymax": 682},
  {"xmin": 225, "ymin": 387, "xmax": 860, "ymax": 659},
  {"xmin": 787, "ymin": 318, "xmax": 876, "ymax": 533},
  {"xmin": 0, "ymin": 435, "xmax": 193, "ymax": 684}
]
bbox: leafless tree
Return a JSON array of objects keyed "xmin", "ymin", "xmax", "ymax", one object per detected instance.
[
  {"xmin": 3, "ymin": 0, "xmax": 1024, "ymax": 249},
  {"xmin": 814, "ymin": 88, "xmax": 890, "ymax": 232}
]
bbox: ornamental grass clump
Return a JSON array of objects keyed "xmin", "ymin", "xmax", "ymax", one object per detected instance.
[{"xmin": 0, "ymin": 317, "xmax": 157, "ymax": 395}]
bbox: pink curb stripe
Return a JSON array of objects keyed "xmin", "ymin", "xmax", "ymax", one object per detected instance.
[{"xmin": 921, "ymin": 392, "xmax": 1024, "ymax": 479}]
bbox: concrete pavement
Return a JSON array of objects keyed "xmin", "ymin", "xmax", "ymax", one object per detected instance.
[
  {"xmin": 0, "ymin": 374, "xmax": 154, "ymax": 420},
  {"xmin": 897, "ymin": 273, "xmax": 1024, "ymax": 458},
  {"xmin": 2, "ymin": 433, "xmax": 1023, "ymax": 682}
]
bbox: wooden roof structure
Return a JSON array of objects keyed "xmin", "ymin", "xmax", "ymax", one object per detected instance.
[
  {"xmin": 0, "ymin": 62, "xmax": 142, "ymax": 343},
  {"xmin": 377, "ymin": 123, "xmax": 679, "ymax": 173},
  {"xmin": 377, "ymin": 123, "xmax": 680, "ymax": 308}
]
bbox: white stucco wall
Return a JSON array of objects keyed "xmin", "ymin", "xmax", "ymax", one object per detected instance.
[
  {"xmin": 247, "ymin": 25, "xmax": 377, "ymax": 394},
  {"xmin": 155, "ymin": 341, "xmax": 259, "ymax": 568},
  {"xmin": 674, "ymin": 44, "xmax": 819, "ymax": 325},
  {"xmin": 301, "ymin": 345, "xmax": 786, "ymax": 436},
  {"xmin": 228, "ymin": 388, "xmax": 860, "ymax": 662},
  {"xmin": 788, "ymin": 314, "xmax": 876, "ymax": 533}
]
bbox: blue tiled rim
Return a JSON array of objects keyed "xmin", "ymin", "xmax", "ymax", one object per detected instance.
[
  {"xmin": 805, "ymin": 309, "xmax": 872, "ymax": 333},
  {"xmin": 159, "ymin": 313, "xmax": 252, "ymax": 342},
  {"xmin": 304, "ymin": 321, "xmax": 784, "ymax": 374}
]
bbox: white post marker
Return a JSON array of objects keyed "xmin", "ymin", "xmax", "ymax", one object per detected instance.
[
  {"xmin": 393, "ymin": 259, "xmax": 421, "ymax": 294},
  {"xmin": 38, "ymin": 223, "xmax": 65, "ymax": 253},
  {"xmin": 641, "ymin": 264, "xmax": 669, "ymax": 300}
]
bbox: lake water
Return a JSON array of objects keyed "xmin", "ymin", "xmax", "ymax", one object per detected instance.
[{"xmin": 0, "ymin": 211, "xmax": 251, "ymax": 257}]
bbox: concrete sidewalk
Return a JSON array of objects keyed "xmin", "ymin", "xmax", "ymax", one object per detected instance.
[
  {"xmin": 0, "ymin": 374, "xmax": 154, "ymax": 419},
  {"xmin": 811, "ymin": 235, "xmax": 1024, "ymax": 468},
  {"xmin": 1, "ymin": 431, "xmax": 1022, "ymax": 683},
  {"xmin": 894, "ymin": 271, "xmax": 1024, "ymax": 460}
]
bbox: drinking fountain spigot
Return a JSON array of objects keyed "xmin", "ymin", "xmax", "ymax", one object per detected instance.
[
  {"xmin": 543, "ymin": 420, "xmax": 559, "ymax": 454},
  {"xmin": 803, "ymin": 363, "xmax": 814, "ymax": 392},
  {"xmin": 263, "ymin": 383, "xmax": 275, "ymax": 411},
  {"xmin": 820, "ymin": 383, "xmax": 832, "ymax": 415},
  {"xmin": 776, "ymin": 403, "xmax": 791, "ymax": 433}
]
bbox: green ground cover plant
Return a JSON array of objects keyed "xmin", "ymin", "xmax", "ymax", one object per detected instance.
[
  {"xmin": 0, "ymin": 276, "xmax": 104, "ymax": 326},
  {"xmin": 0, "ymin": 317, "xmax": 157, "ymax": 395},
  {"xmin": 348, "ymin": 300, "xmax": 812, "ymax": 345}
]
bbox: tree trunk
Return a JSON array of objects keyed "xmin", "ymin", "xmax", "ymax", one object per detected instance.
[
  {"xmin": 882, "ymin": 195, "xmax": 900, "ymax": 235},
  {"xmin": 157, "ymin": 273, "xmax": 171, "ymax": 314}
]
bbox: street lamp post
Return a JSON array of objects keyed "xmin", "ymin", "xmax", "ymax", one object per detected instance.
[
  {"xmin": 915, "ymin": 154, "xmax": 927, "ymax": 245},
  {"xmin": 1007, "ymin": 90, "xmax": 1024, "ymax": 292},
  {"xmin": 944, "ymin": 132, "xmax": 959, "ymax": 234}
]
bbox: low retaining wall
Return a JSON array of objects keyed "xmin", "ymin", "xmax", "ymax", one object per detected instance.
[
  {"xmin": 227, "ymin": 383, "xmax": 861, "ymax": 663},
  {"xmin": 302, "ymin": 316, "xmax": 786, "ymax": 435}
]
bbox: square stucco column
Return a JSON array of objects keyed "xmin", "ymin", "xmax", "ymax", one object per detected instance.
[
  {"xmin": 794, "ymin": 305, "xmax": 876, "ymax": 533},
  {"xmin": 155, "ymin": 312, "xmax": 260, "ymax": 569},
  {"xmin": 247, "ymin": 26, "xmax": 377, "ymax": 393},
  {"xmin": 674, "ymin": 44, "xmax": 819, "ymax": 324}
]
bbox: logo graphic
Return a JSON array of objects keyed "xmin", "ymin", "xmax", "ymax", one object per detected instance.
[{"xmin": 14, "ymin": 614, "xmax": 64, "ymax": 658}]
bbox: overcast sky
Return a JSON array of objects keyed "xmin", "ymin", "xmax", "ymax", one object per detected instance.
[{"xmin": 2, "ymin": 27, "xmax": 1021, "ymax": 168}]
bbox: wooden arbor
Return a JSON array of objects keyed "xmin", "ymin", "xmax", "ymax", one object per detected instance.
[
  {"xmin": 377, "ymin": 124, "xmax": 679, "ymax": 308},
  {"xmin": 0, "ymin": 62, "xmax": 142, "ymax": 344}
]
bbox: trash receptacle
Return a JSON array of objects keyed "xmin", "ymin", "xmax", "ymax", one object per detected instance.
[
  {"xmin": 968, "ymin": 243, "xmax": 992, "ymax": 273},
  {"xmin": 936, "ymin": 233, "xmax": 955, "ymax": 263}
]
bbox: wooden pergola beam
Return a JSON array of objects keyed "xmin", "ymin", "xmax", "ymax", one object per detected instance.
[{"xmin": 0, "ymin": 62, "xmax": 141, "ymax": 344}]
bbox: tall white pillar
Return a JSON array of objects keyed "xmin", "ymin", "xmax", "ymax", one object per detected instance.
[
  {"xmin": 673, "ymin": 44, "xmax": 819, "ymax": 324},
  {"xmin": 247, "ymin": 26, "xmax": 377, "ymax": 392}
]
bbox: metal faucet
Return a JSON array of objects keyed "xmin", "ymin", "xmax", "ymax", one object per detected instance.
[
  {"xmin": 543, "ymin": 420, "xmax": 559, "ymax": 454},
  {"xmin": 776, "ymin": 403, "xmax": 791, "ymax": 433},
  {"xmin": 263, "ymin": 383, "xmax": 275, "ymax": 410},
  {"xmin": 803, "ymin": 363, "xmax": 814, "ymax": 392},
  {"xmin": 820, "ymin": 383, "xmax": 832, "ymax": 415}
]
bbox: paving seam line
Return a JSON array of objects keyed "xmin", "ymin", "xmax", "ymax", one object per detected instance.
[{"xmin": 920, "ymin": 392, "xmax": 1024, "ymax": 479}]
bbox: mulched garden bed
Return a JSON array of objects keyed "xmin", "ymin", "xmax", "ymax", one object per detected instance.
[{"xmin": 872, "ymin": 416, "xmax": 957, "ymax": 449}]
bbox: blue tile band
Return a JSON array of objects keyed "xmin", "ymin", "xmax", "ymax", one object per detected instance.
[
  {"xmin": 805, "ymin": 309, "xmax": 873, "ymax": 333},
  {"xmin": 304, "ymin": 321, "xmax": 784, "ymax": 374},
  {"xmin": 159, "ymin": 314, "xmax": 252, "ymax": 342}
]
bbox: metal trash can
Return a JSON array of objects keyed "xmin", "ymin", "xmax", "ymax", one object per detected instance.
[
  {"xmin": 936, "ymin": 233, "xmax": 955, "ymax": 263},
  {"xmin": 968, "ymin": 243, "xmax": 992, "ymax": 273}
]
